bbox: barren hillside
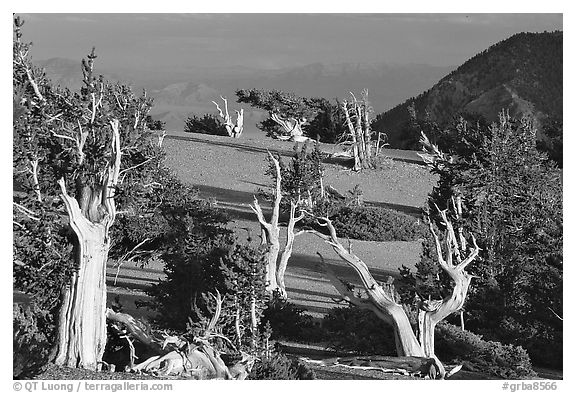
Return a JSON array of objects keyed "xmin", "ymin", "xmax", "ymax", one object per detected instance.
[{"xmin": 106, "ymin": 131, "xmax": 437, "ymax": 318}]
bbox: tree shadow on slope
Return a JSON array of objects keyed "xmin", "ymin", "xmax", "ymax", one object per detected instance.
[{"xmin": 193, "ymin": 183, "xmax": 425, "ymax": 222}]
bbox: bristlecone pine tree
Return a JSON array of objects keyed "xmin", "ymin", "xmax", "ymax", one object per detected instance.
[
  {"xmin": 236, "ymin": 88, "xmax": 323, "ymax": 141},
  {"xmin": 250, "ymin": 145, "xmax": 324, "ymax": 298},
  {"xmin": 250, "ymin": 152, "xmax": 305, "ymax": 298},
  {"xmin": 420, "ymin": 113, "xmax": 563, "ymax": 368},
  {"xmin": 312, "ymin": 200, "xmax": 479, "ymax": 379},
  {"xmin": 218, "ymin": 244, "xmax": 268, "ymax": 351},
  {"xmin": 13, "ymin": 17, "xmax": 158, "ymax": 370}
]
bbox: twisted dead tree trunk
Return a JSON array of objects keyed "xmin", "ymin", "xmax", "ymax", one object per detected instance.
[
  {"xmin": 276, "ymin": 198, "xmax": 305, "ymax": 298},
  {"xmin": 417, "ymin": 204, "xmax": 479, "ymax": 359},
  {"xmin": 55, "ymin": 119, "xmax": 121, "ymax": 370},
  {"xmin": 270, "ymin": 113, "xmax": 308, "ymax": 141},
  {"xmin": 212, "ymin": 96, "xmax": 244, "ymax": 138},
  {"xmin": 312, "ymin": 205, "xmax": 479, "ymax": 379},
  {"xmin": 250, "ymin": 152, "xmax": 305, "ymax": 298},
  {"xmin": 342, "ymin": 90, "xmax": 375, "ymax": 171}
]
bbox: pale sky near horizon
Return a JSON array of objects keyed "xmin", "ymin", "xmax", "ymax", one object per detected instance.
[{"xmin": 18, "ymin": 13, "xmax": 563, "ymax": 71}]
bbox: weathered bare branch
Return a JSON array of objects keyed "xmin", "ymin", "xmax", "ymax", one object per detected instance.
[
  {"xmin": 548, "ymin": 307, "xmax": 563, "ymax": 321},
  {"xmin": 203, "ymin": 290, "xmax": 223, "ymax": 336},
  {"xmin": 418, "ymin": 131, "xmax": 454, "ymax": 167},
  {"xmin": 13, "ymin": 202, "xmax": 40, "ymax": 221},
  {"xmin": 119, "ymin": 157, "xmax": 153, "ymax": 177},
  {"xmin": 23, "ymin": 62, "xmax": 45, "ymax": 103},
  {"xmin": 270, "ymin": 113, "xmax": 305, "ymax": 140},
  {"xmin": 50, "ymin": 130, "xmax": 77, "ymax": 143},
  {"xmin": 113, "ymin": 238, "xmax": 150, "ymax": 285},
  {"xmin": 29, "ymin": 158, "xmax": 42, "ymax": 202},
  {"xmin": 212, "ymin": 96, "xmax": 244, "ymax": 137},
  {"xmin": 249, "ymin": 197, "xmax": 272, "ymax": 232},
  {"xmin": 102, "ymin": 119, "xmax": 122, "ymax": 227},
  {"xmin": 427, "ymin": 218, "xmax": 447, "ymax": 269}
]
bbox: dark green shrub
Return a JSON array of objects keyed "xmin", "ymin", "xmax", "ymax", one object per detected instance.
[
  {"xmin": 13, "ymin": 304, "xmax": 53, "ymax": 378},
  {"xmin": 261, "ymin": 294, "xmax": 318, "ymax": 341},
  {"xmin": 303, "ymin": 97, "xmax": 347, "ymax": 143},
  {"xmin": 329, "ymin": 206, "xmax": 427, "ymax": 241},
  {"xmin": 536, "ymin": 116, "xmax": 562, "ymax": 167},
  {"xmin": 257, "ymin": 117, "xmax": 283, "ymax": 139},
  {"xmin": 141, "ymin": 197, "xmax": 233, "ymax": 331},
  {"xmin": 435, "ymin": 322, "xmax": 536, "ymax": 379},
  {"xmin": 248, "ymin": 352, "xmax": 316, "ymax": 380},
  {"xmin": 184, "ymin": 114, "xmax": 228, "ymax": 136},
  {"xmin": 397, "ymin": 237, "xmax": 455, "ymax": 308},
  {"xmin": 216, "ymin": 244, "xmax": 268, "ymax": 351},
  {"xmin": 145, "ymin": 115, "xmax": 165, "ymax": 131},
  {"xmin": 322, "ymin": 307, "xmax": 397, "ymax": 355}
]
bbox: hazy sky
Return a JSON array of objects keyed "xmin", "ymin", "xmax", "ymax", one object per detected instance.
[{"xmin": 18, "ymin": 13, "xmax": 563, "ymax": 70}]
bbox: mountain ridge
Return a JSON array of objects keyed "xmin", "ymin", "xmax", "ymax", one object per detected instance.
[{"xmin": 372, "ymin": 31, "xmax": 562, "ymax": 149}]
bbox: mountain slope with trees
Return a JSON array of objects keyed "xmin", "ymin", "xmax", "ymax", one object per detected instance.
[{"xmin": 373, "ymin": 31, "xmax": 562, "ymax": 150}]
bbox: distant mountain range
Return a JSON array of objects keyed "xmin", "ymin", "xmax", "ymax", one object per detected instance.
[
  {"xmin": 372, "ymin": 31, "xmax": 563, "ymax": 149},
  {"xmin": 36, "ymin": 58, "xmax": 453, "ymax": 134},
  {"xmin": 38, "ymin": 32, "xmax": 561, "ymax": 146}
]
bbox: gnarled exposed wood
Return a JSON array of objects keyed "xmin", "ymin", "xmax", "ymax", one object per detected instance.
[
  {"xmin": 311, "ymin": 209, "xmax": 478, "ymax": 379},
  {"xmin": 300, "ymin": 355, "xmax": 463, "ymax": 379},
  {"xmin": 106, "ymin": 293, "xmax": 255, "ymax": 379},
  {"xmin": 250, "ymin": 152, "xmax": 282, "ymax": 293},
  {"xmin": 212, "ymin": 96, "xmax": 244, "ymax": 138},
  {"xmin": 341, "ymin": 90, "xmax": 375, "ymax": 171},
  {"xmin": 311, "ymin": 217, "xmax": 423, "ymax": 358},
  {"xmin": 276, "ymin": 199, "xmax": 305, "ymax": 298},
  {"xmin": 249, "ymin": 152, "xmax": 306, "ymax": 298},
  {"xmin": 55, "ymin": 179, "xmax": 109, "ymax": 369},
  {"xmin": 417, "ymin": 205, "xmax": 479, "ymax": 359},
  {"xmin": 270, "ymin": 113, "xmax": 306, "ymax": 141},
  {"xmin": 106, "ymin": 309, "xmax": 165, "ymax": 355}
]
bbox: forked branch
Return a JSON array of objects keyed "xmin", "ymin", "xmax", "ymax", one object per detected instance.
[{"xmin": 423, "ymin": 206, "xmax": 480, "ymax": 323}]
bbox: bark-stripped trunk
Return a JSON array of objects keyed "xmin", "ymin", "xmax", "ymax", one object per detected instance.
[
  {"xmin": 343, "ymin": 104, "xmax": 360, "ymax": 171},
  {"xmin": 54, "ymin": 120, "xmax": 121, "ymax": 370},
  {"xmin": 249, "ymin": 289, "xmax": 258, "ymax": 350},
  {"xmin": 314, "ymin": 226, "xmax": 424, "ymax": 359},
  {"xmin": 250, "ymin": 152, "xmax": 282, "ymax": 294},
  {"xmin": 342, "ymin": 91, "xmax": 374, "ymax": 171},
  {"xmin": 250, "ymin": 153, "xmax": 304, "ymax": 298},
  {"xmin": 55, "ymin": 221, "xmax": 109, "ymax": 369},
  {"xmin": 276, "ymin": 200, "xmax": 304, "ymax": 299},
  {"xmin": 363, "ymin": 102, "xmax": 373, "ymax": 160},
  {"xmin": 264, "ymin": 230, "xmax": 280, "ymax": 291},
  {"xmin": 354, "ymin": 101, "xmax": 366, "ymax": 164},
  {"xmin": 270, "ymin": 113, "xmax": 306, "ymax": 141},
  {"xmin": 313, "ymin": 206, "xmax": 478, "ymax": 379}
]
